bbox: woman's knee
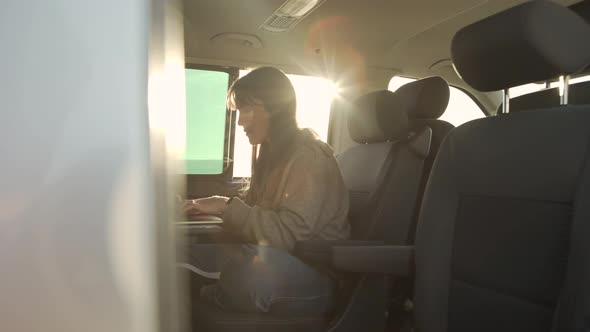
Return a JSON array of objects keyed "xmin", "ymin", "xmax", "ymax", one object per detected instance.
[{"xmin": 208, "ymin": 245, "xmax": 335, "ymax": 314}]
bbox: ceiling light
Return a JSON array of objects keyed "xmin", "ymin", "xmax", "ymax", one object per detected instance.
[{"xmin": 261, "ymin": 0, "xmax": 326, "ymax": 33}]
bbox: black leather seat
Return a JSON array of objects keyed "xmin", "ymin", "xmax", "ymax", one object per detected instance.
[
  {"xmin": 326, "ymin": 2, "xmax": 590, "ymax": 331},
  {"xmin": 416, "ymin": 3, "xmax": 590, "ymax": 330},
  {"xmin": 398, "ymin": 76, "xmax": 452, "ymax": 186},
  {"xmin": 337, "ymin": 90, "xmax": 431, "ymax": 245},
  {"xmin": 395, "ymin": 76, "xmax": 453, "ymax": 240},
  {"xmin": 192, "ymin": 89, "xmax": 444, "ymax": 332}
]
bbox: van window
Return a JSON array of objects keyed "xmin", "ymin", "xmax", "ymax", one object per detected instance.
[
  {"xmin": 509, "ymin": 74, "xmax": 590, "ymax": 98},
  {"xmin": 442, "ymin": 87, "xmax": 486, "ymax": 125},
  {"xmin": 184, "ymin": 68, "xmax": 230, "ymax": 174},
  {"xmin": 232, "ymin": 70, "xmax": 337, "ymax": 178},
  {"xmin": 389, "ymin": 76, "xmax": 485, "ymax": 126},
  {"xmin": 509, "ymin": 82, "xmax": 547, "ymax": 98}
]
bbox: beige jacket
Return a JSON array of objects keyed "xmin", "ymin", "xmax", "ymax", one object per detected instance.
[{"xmin": 222, "ymin": 129, "xmax": 350, "ymax": 251}]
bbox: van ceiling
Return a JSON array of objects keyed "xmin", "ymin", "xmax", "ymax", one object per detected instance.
[{"xmin": 184, "ymin": 0, "xmax": 581, "ymax": 80}]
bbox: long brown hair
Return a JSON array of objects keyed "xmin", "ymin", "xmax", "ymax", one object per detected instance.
[{"xmin": 227, "ymin": 67, "xmax": 300, "ymax": 203}]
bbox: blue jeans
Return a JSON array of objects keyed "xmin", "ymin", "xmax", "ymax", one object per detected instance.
[{"xmin": 182, "ymin": 244, "xmax": 335, "ymax": 315}]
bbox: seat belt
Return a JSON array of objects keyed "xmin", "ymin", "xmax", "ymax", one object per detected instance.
[
  {"xmin": 365, "ymin": 126, "xmax": 432, "ymax": 244},
  {"xmin": 375, "ymin": 127, "xmax": 431, "ymax": 332}
]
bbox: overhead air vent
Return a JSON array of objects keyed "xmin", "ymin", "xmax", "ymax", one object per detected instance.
[
  {"xmin": 261, "ymin": 0, "xmax": 326, "ymax": 33},
  {"xmin": 263, "ymin": 15, "xmax": 300, "ymax": 32}
]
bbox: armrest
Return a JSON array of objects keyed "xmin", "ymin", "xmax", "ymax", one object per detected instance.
[
  {"xmin": 186, "ymin": 214, "xmax": 222, "ymax": 222},
  {"xmin": 294, "ymin": 240, "xmax": 384, "ymax": 265},
  {"xmin": 331, "ymin": 245, "xmax": 414, "ymax": 276}
]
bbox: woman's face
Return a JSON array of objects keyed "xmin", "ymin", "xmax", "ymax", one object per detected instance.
[{"xmin": 237, "ymin": 101, "xmax": 271, "ymax": 145}]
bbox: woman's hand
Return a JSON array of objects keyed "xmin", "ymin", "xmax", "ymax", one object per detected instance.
[{"xmin": 184, "ymin": 195, "xmax": 229, "ymax": 216}]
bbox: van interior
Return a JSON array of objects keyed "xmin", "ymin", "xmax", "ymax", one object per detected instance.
[{"xmin": 2, "ymin": 0, "xmax": 590, "ymax": 332}]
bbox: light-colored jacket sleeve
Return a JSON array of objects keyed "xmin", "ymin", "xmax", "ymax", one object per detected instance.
[{"xmin": 222, "ymin": 150, "xmax": 347, "ymax": 251}]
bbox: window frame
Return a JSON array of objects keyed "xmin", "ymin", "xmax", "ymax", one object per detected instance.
[{"xmin": 184, "ymin": 63, "xmax": 239, "ymax": 182}]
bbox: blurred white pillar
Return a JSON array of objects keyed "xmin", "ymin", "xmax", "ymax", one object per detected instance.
[{"xmin": 0, "ymin": 0, "xmax": 185, "ymax": 331}]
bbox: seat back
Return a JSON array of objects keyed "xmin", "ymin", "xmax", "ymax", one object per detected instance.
[
  {"xmin": 337, "ymin": 90, "xmax": 431, "ymax": 244},
  {"xmin": 415, "ymin": 2, "xmax": 590, "ymax": 331},
  {"xmin": 417, "ymin": 109, "xmax": 590, "ymax": 332},
  {"xmin": 396, "ymin": 76, "xmax": 452, "ymax": 242}
]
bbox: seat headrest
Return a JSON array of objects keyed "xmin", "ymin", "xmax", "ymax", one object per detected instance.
[
  {"xmin": 452, "ymin": 1, "xmax": 590, "ymax": 92},
  {"xmin": 396, "ymin": 76, "xmax": 450, "ymax": 119},
  {"xmin": 348, "ymin": 90, "xmax": 408, "ymax": 144}
]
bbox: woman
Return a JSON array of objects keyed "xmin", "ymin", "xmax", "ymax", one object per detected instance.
[{"xmin": 183, "ymin": 67, "xmax": 350, "ymax": 315}]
